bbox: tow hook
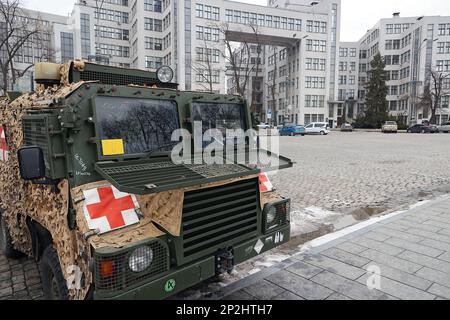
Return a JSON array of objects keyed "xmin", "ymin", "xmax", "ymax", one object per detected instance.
[{"xmin": 215, "ymin": 247, "xmax": 234, "ymax": 275}]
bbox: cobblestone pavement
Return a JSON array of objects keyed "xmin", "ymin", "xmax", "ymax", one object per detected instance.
[
  {"xmin": 1, "ymin": 132, "xmax": 450, "ymax": 300},
  {"xmin": 219, "ymin": 195, "xmax": 450, "ymax": 300},
  {"xmin": 272, "ymin": 132, "xmax": 450, "ymax": 213},
  {"xmin": 0, "ymin": 254, "xmax": 43, "ymax": 300}
]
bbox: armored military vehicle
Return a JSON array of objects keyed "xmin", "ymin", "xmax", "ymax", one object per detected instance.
[{"xmin": 0, "ymin": 61, "xmax": 292, "ymax": 300}]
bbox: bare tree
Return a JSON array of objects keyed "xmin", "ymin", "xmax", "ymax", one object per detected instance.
[
  {"xmin": 0, "ymin": 0, "xmax": 51, "ymax": 93},
  {"xmin": 419, "ymin": 67, "xmax": 450, "ymax": 124},
  {"xmin": 191, "ymin": 39, "xmax": 216, "ymax": 92},
  {"xmin": 220, "ymin": 22, "xmax": 261, "ymax": 99}
]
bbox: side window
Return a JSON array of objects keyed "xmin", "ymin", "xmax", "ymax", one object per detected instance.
[
  {"xmin": 315, "ymin": 124, "xmax": 325, "ymax": 128},
  {"xmin": 306, "ymin": 124, "xmax": 313, "ymax": 128}
]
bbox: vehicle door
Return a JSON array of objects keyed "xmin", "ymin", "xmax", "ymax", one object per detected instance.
[{"xmin": 305, "ymin": 124, "xmax": 314, "ymax": 134}]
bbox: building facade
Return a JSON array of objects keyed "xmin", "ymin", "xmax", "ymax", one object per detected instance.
[{"xmin": 343, "ymin": 13, "xmax": 450, "ymax": 125}]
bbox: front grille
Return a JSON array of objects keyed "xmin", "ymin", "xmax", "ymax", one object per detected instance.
[
  {"xmin": 181, "ymin": 178, "xmax": 260, "ymax": 262},
  {"xmin": 94, "ymin": 240, "xmax": 169, "ymax": 292}
]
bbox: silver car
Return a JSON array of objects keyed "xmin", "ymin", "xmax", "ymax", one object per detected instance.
[{"xmin": 438, "ymin": 122, "xmax": 450, "ymax": 133}]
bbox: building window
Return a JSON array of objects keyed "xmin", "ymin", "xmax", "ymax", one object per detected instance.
[
  {"xmin": 145, "ymin": 56, "xmax": 163, "ymax": 69},
  {"xmin": 60, "ymin": 32, "xmax": 74, "ymax": 63},
  {"xmin": 145, "ymin": 18, "xmax": 163, "ymax": 31},
  {"xmin": 80, "ymin": 13, "xmax": 91, "ymax": 59},
  {"xmin": 305, "ymin": 77, "xmax": 325, "ymax": 89},
  {"xmin": 196, "ymin": 4, "xmax": 219, "ymax": 21},
  {"xmin": 144, "ymin": 0, "xmax": 162, "ymax": 12}
]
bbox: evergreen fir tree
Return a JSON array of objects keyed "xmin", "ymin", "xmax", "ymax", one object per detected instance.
[{"xmin": 363, "ymin": 53, "xmax": 389, "ymax": 128}]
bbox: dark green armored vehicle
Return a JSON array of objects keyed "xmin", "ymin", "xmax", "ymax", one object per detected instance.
[{"xmin": 0, "ymin": 61, "xmax": 292, "ymax": 300}]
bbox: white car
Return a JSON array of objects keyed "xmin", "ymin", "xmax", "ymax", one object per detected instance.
[
  {"xmin": 305, "ymin": 122, "xmax": 330, "ymax": 135},
  {"xmin": 257, "ymin": 123, "xmax": 271, "ymax": 129},
  {"xmin": 438, "ymin": 122, "xmax": 450, "ymax": 133}
]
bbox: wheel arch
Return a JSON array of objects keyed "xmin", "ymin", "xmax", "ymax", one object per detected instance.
[{"xmin": 26, "ymin": 218, "xmax": 53, "ymax": 261}]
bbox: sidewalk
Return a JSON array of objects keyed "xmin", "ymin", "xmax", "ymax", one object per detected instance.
[{"xmin": 217, "ymin": 196, "xmax": 450, "ymax": 300}]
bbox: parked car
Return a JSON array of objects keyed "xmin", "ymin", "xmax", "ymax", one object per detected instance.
[
  {"xmin": 279, "ymin": 124, "xmax": 306, "ymax": 136},
  {"xmin": 305, "ymin": 122, "xmax": 330, "ymax": 135},
  {"xmin": 341, "ymin": 123, "xmax": 353, "ymax": 132},
  {"xmin": 407, "ymin": 124, "xmax": 439, "ymax": 133},
  {"xmin": 438, "ymin": 122, "xmax": 450, "ymax": 133},
  {"xmin": 382, "ymin": 121, "xmax": 398, "ymax": 133},
  {"xmin": 257, "ymin": 123, "xmax": 271, "ymax": 129}
]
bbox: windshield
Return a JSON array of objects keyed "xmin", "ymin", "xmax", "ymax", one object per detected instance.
[
  {"xmin": 192, "ymin": 102, "xmax": 247, "ymax": 134},
  {"xmin": 96, "ymin": 96, "xmax": 179, "ymax": 156},
  {"xmin": 386, "ymin": 121, "xmax": 397, "ymax": 125}
]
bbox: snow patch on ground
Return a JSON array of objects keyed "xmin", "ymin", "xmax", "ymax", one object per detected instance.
[{"xmin": 290, "ymin": 206, "xmax": 344, "ymax": 237}]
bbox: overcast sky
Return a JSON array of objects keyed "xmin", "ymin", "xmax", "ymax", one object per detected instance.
[{"xmin": 22, "ymin": 0, "xmax": 450, "ymax": 41}]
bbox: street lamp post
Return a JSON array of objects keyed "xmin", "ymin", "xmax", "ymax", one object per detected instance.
[{"xmin": 410, "ymin": 38, "xmax": 438, "ymax": 125}]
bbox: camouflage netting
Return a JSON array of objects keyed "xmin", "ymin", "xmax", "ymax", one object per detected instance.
[{"xmin": 0, "ymin": 83, "xmax": 91, "ymax": 299}]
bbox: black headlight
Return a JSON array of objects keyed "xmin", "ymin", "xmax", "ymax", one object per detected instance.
[{"xmin": 263, "ymin": 199, "xmax": 290, "ymax": 232}]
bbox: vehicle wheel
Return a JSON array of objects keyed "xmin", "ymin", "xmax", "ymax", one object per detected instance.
[
  {"xmin": 0, "ymin": 213, "xmax": 24, "ymax": 259},
  {"xmin": 290, "ymin": 132, "xmax": 294, "ymax": 137},
  {"xmin": 407, "ymin": 130, "xmax": 411, "ymax": 133},
  {"xmin": 320, "ymin": 131, "xmax": 325, "ymax": 136},
  {"xmin": 40, "ymin": 246, "xmax": 69, "ymax": 300},
  {"xmin": 421, "ymin": 129, "xmax": 426, "ymax": 134},
  {"xmin": 301, "ymin": 134, "xmax": 305, "ymax": 137}
]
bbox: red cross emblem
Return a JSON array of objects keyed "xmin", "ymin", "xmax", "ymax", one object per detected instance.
[
  {"xmin": 82, "ymin": 186, "xmax": 140, "ymax": 234},
  {"xmin": 259, "ymin": 173, "xmax": 274, "ymax": 193},
  {"xmin": 0, "ymin": 125, "xmax": 9, "ymax": 162}
]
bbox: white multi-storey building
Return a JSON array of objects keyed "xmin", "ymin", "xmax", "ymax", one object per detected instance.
[
  {"xmin": 3, "ymin": 0, "xmax": 342, "ymax": 127},
  {"xmin": 346, "ymin": 13, "xmax": 450, "ymax": 125}
]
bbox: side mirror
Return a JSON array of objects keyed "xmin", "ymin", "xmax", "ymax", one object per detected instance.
[{"xmin": 18, "ymin": 146, "xmax": 46, "ymax": 180}]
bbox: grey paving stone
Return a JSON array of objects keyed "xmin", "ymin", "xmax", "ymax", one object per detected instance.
[
  {"xmin": 321, "ymin": 247, "xmax": 370, "ymax": 268},
  {"xmin": 438, "ymin": 228, "xmax": 450, "ymax": 236},
  {"xmin": 361, "ymin": 262, "xmax": 432, "ymax": 291},
  {"xmin": 242, "ymin": 280, "xmax": 285, "ymax": 300},
  {"xmin": 325, "ymin": 292, "xmax": 352, "ymax": 300},
  {"xmin": 387, "ymin": 237, "xmax": 444, "ymax": 258},
  {"xmin": 428, "ymin": 283, "xmax": 450, "ymax": 299},
  {"xmin": 375, "ymin": 227, "xmax": 424, "ymax": 243},
  {"xmin": 285, "ymin": 261, "xmax": 323, "ymax": 279},
  {"xmin": 438, "ymin": 252, "xmax": 450, "ymax": 263},
  {"xmin": 273, "ymin": 290, "xmax": 305, "ymax": 300},
  {"xmin": 223, "ymin": 290, "xmax": 257, "ymax": 300},
  {"xmin": 423, "ymin": 219, "xmax": 450, "ymax": 230},
  {"xmin": 364, "ymin": 231, "xmax": 391, "ymax": 242},
  {"xmin": 425, "ymin": 215, "xmax": 450, "ymax": 226},
  {"xmin": 335, "ymin": 242, "xmax": 367, "ymax": 255},
  {"xmin": 356, "ymin": 274, "xmax": 435, "ymax": 300},
  {"xmin": 350, "ymin": 236, "xmax": 404, "ymax": 256},
  {"xmin": 359, "ymin": 249, "xmax": 422, "ymax": 274},
  {"xmin": 383, "ymin": 222, "xmax": 409, "ymax": 232},
  {"xmin": 398, "ymin": 250, "xmax": 450, "ymax": 274},
  {"xmin": 415, "ymin": 267, "xmax": 450, "ymax": 289},
  {"xmin": 311, "ymin": 271, "xmax": 396, "ymax": 300},
  {"xmin": 0, "ymin": 287, "xmax": 13, "ymax": 298},
  {"xmin": 420, "ymin": 238, "xmax": 450, "ymax": 252},
  {"xmin": 266, "ymin": 270, "xmax": 333, "ymax": 300},
  {"xmin": 394, "ymin": 219, "xmax": 442, "ymax": 233},
  {"xmin": 302, "ymin": 254, "xmax": 366, "ymax": 280},
  {"xmin": 405, "ymin": 228, "xmax": 450, "ymax": 245}
]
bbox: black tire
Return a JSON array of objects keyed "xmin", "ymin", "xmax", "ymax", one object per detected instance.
[
  {"xmin": 40, "ymin": 246, "xmax": 69, "ymax": 300},
  {"xmin": 301, "ymin": 134, "xmax": 305, "ymax": 137},
  {"xmin": 290, "ymin": 132, "xmax": 294, "ymax": 137},
  {"xmin": 0, "ymin": 213, "xmax": 24, "ymax": 259},
  {"xmin": 421, "ymin": 129, "xmax": 426, "ymax": 134},
  {"xmin": 320, "ymin": 131, "xmax": 325, "ymax": 136}
]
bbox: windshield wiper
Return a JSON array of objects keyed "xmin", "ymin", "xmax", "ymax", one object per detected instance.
[{"xmin": 142, "ymin": 142, "xmax": 178, "ymax": 157}]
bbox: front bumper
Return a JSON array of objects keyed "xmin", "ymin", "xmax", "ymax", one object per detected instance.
[{"xmin": 94, "ymin": 224, "xmax": 290, "ymax": 300}]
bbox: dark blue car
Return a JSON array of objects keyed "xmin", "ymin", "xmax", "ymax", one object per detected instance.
[{"xmin": 279, "ymin": 124, "xmax": 306, "ymax": 136}]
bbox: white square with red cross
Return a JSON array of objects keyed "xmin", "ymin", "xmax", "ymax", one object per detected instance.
[
  {"xmin": 0, "ymin": 125, "xmax": 9, "ymax": 162},
  {"xmin": 82, "ymin": 185, "xmax": 140, "ymax": 234}
]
